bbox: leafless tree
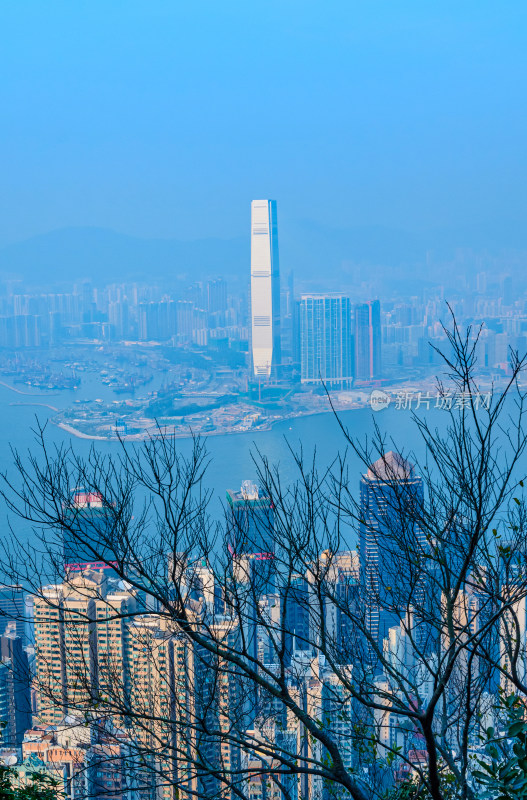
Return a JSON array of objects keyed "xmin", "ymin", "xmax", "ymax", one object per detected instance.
[{"xmin": 1, "ymin": 318, "xmax": 527, "ymax": 800}]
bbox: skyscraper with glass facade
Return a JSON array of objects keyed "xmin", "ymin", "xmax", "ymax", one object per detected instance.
[
  {"xmin": 359, "ymin": 451, "xmax": 425, "ymax": 652},
  {"xmin": 250, "ymin": 200, "xmax": 281, "ymax": 379},
  {"xmin": 300, "ymin": 294, "xmax": 353, "ymax": 387},
  {"xmin": 0, "ymin": 586, "xmax": 26, "ymax": 642},
  {"xmin": 354, "ymin": 299, "xmax": 381, "ymax": 381},
  {"xmin": 63, "ymin": 490, "xmax": 118, "ymax": 573}
]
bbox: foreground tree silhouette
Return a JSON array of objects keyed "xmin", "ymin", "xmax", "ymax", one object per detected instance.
[
  {"xmin": 2, "ymin": 319, "xmax": 527, "ymax": 800},
  {"xmin": 0, "ymin": 765, "xmax": 60, "ymax": 800}
]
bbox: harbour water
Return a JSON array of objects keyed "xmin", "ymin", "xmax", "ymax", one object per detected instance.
[{"xmin": 0, "ymin": 377, "xmax": 439, "ymax": 548}]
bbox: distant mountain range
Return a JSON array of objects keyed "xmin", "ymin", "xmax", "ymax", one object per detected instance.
[
  {"xmin": 0, "ymin": 228, "xmax": 247, "ymax": 287},
  {"xmin": 0, "ymin": 220, "xmax": 525, "ymax": 289}
]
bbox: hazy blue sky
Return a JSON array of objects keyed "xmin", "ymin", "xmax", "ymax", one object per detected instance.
[{"xmin": 0, "ymin": 1, "xmax": 525, "ymax": 246}]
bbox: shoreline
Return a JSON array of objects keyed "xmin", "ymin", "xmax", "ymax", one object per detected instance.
[
  {"xmin": 51, "ymin": 385, "xmax": 501, "ymax": 443},
  {"xmin": 24, "ymin": 378, "xmax": 503, "ymax": 444},
  {"xmin": 52, "ymin": 403, "xmax": 365, "ymax": 443},
  {"xmin": 55, "ymin": 422, "xmax": 109, "ymax": 441},
  {"xmin": 10, "ymin": 401, "xmax": 60, "ymax": 412}
]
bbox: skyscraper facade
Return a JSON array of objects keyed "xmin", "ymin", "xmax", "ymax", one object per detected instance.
[
  {"xmin": 0, "ymin": 634, "xmax": 31, "ymax": 746},
  {"xmin": 354, "ymin": 299, "xmax": 381, "ymax": 381},
  {"xmin": 63, "ymin": 491, "xmax": 118, "ymax": 573},
  {"xmin": 283, "ymin": 575, "xmax": 310, "ymax": 664},
  {"xmin": 33, "ymin": 571, "xmax": 137, "ymax": 726},
  {"xmin": 359, "ymin": 452, "xmax": 424, "ymax": 651},
  {"xmin": 250, "ymin": 200, "xmax": 281, "ymax": 379},
  {"xmin": 226, "ymin": 481, "xmax": 275, "ymax": 662},
  {"xmin": 206, "ymin": 278, "xmax": 228, "ymax": 315},
  {"xmin": 300, "ymin": 294, "xmax": 353, "ymax": 387},
  {"xmin": 0, "ymin": 586, "xmax": 27, "ymax": 642},
  {"xmin": 226, "ymin": 481, "xmax": 274, "ymax": 563}
]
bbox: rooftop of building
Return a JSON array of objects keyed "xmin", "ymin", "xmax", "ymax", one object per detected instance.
[
  {"xmin": 226, "ymin": 479, "xmax": 271, "ymax": 506},
  {"xmin": 365, "ymin": 450, "xmax": 417, "ymax": 482},
  {"xmin": 300, "ymin": 293, "xmax": 351, "ymax": 299}
]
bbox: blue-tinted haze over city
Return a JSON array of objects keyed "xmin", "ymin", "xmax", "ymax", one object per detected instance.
[{"xmin": 0, "ymin": 4, "xmax": 526, "ymax": 800}]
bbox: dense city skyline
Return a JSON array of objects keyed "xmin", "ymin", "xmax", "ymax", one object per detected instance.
[
  {"xmin": 0, "ymin": 2, "xmax": 526, "ymax": 798},
  {"xmin": 0, "ymin": 195, "xmax": 521, "ymax": 443}
]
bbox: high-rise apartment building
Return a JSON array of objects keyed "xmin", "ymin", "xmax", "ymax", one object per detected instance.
[
  {"xmin": 128, "ymin": 615, "xmax": 175, "ymax": 749},
  {"xmin": 128, "ymin": 615, "xmax": 178, "ymax": 798},
  {"xmin": 354, "ymin": 299, "xmax": 381, "ymax": 381},
  {"xmin": 250, "ymin": 200, "xmax": 281, "ymax": 379},
  {"xmin": 175, "ymin": 300, "xmax": 194, "ymax": 343},
  {"xmin": 33, "ymin": 571, "xmax": 137, "ymax": 726},
  {"xmin": 300, "ymin": 294, "xmax": 353, "ymax": 387},
  {"xmin": 33, "ymin": 568, "xmax": 240, "ymax": 800},
  {"xmin": 206, "ymin": 278, "xmax": 228, "ymax": 315},
  {"xmin": 108, "ymin": 299, "xmax": 130, "ymax": 340},
  {"xmin": 33, "ymin": 585, "xmax": 66, "ymax": 726}
]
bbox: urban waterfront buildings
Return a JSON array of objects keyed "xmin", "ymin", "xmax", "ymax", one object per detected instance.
[
  {"xmin": 0, "ymin": 586, "xmax": 27, "ymax": 641},
  {"xmin": 11, "ymin": 456, "xmax": 523, "ymax": 799},
  {"xmin": 226, "ymin": 480, "xmax": 275, "ymax": 562},
  {"xmin": 30, "ymin": 569, "xmax": 242, "ymax": 799},
  {"xmin": 297, "ymin": 292, "xmax": 383, "ymax": 387},
  {"xmin": 62, "ymin": 490, "xmax": 118, "ymax": 573},
  {"xmin": 33, "ymin": 570, "xmax": 137, "ymax": 726},
  {"xmin": 355, "ymin": 299, "xmax": 381, "ymax": 380},
  {"xmin": 299, "ymin": 293, "xmax": 353, "ymax": 387},
  {"xmin": 359, "ymin": 451, "xmax": 425, "ymax": 651},
  {"xmin": 250, "ymin": 200, "xmax": 281, "ymax": 379},
  {"xmin": 0, "ymin": 221, "xmax": 524, "ymax": 404},
  {"xmin": 0, "ymin": 633, "xmax": 31, "ymax": 747},
  {"xmin": 226, "ymin": 480, "xmax": 275, "ymax": 595}
]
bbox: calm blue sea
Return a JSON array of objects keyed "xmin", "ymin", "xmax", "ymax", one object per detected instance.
[{"xmin": 0, "ymin": 377, "xmax": 438, "ymax": 552}]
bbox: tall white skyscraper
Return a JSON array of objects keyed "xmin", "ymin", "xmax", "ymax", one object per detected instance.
[{"xmin": 250, "ymin": 199, "xmax": 281, "ymax": 379}]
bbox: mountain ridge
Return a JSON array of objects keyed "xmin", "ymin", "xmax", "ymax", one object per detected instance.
[{"xmin": 0, "ymin": 221, "xmax": 525, "ymax": 288}]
